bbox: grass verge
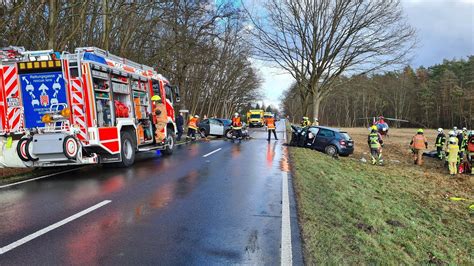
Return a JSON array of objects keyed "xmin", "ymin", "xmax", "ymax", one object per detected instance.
[{"xmin": 290, "ymin": 147, "xmax": 473, "ymax": 264}]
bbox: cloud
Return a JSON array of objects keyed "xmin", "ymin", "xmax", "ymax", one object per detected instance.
[
  {"xmin": 253, "ymin": 60, "xmax": 294, "ymax": 108},
  {"xmin": 401, "ymin": 0, "xmax": 474, "ymax": 67}
]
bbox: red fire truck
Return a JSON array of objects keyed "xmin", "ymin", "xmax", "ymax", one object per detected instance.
[{"xmin": 0, "ymin": 46, "xmax": 180, "ymax": 168}]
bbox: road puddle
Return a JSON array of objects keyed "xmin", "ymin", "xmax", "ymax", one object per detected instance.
[
  {"xmin": 280, "ymin": 145, "xmax": 290, "ymax": 172},
  {"xmin": 231, "ymin": 144, "xmax": 241, "ymax": 158},
  {"xmin": 266, "ymin": 141, "xmax": 277, "ymax": 168}
]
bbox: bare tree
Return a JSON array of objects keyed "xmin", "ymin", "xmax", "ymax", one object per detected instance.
[{"xmin": 246, "ymin": 0, "xmax": 416, "ymax": 120}]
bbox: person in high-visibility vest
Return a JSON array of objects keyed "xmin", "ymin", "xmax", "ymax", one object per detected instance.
[
  {"xmin": 187, "ymin": 115, "xmax": 199, "ymax": 140},
  {"xmin": 301, "ymin": 117, "xmax": 310, "ymax": 127},
  {"xmin": 265, "ymin": 114, "xmax": 278, "ymax": 141},
  {"xmin": 445, "ymin": 130, "xmax": 458, "ymax": 165},
  {"xmin": 447, "ymin": 139, "xmax": 460, "ymax": 176},
  {"xmin": 435, "ymin": 128, "xmax": 446, "ymax": 160},
  {"xmin": 368, "ymin": 125, "xmax": 383, "ymax": 165},
  {"xmin": 410, "ymin": 128, "xmax": 428, "ymax": 165},
  {"xmin": 151, "ymin": 95, "xmax": 167, "ymax": 143},
  {"xmin": 231, "ymin": 112, "xmax": 243, "ymax": 141}
]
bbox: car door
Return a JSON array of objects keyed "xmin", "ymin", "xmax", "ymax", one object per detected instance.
[
  {"xmin": 314, "ymin": 128, "xmax": 335, "ymax": 151},
  {"xmin": 199, "ymin": 119, "xmax": 210, "ymax": 135},
  {"xmin": 209, "ymin": 119, "xmax": 224, "ymax": 135},
  {"xmin": 304, "ymin": 127, "xmax": 320, "ymax": 148}
]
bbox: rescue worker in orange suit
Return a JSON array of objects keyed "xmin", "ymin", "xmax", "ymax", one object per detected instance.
[
  {"xmin": 187, "ymin": 115, "xmax": 199, "ymax": 140},
  {"xmin": 151, "ymin": 95, "xmax": 167, "ymax": 143},
  {"xmin": 231, "ymin": 112, "xmax": 243, "ymax": 141},
  {"xmin": 265, "ymin": 114, "xmax": 278, "ymax": 141},
  {"xmin": 410, "ymin": 128, "xmax": 428, "ymax": 165}
]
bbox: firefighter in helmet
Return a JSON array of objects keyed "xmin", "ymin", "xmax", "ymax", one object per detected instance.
[
  {"xmin": 435, "ymin": 128, "xmax": 446, "ymax": 160},
  {"xmin": 187, "ymin": 115, "xmax": 199, "ymax": 140},
  {"xmin": 467, "ymin": 130, "xmax": 474, "ymax": 175},
  {"xmin": 410, "ymin": 129, "xmax": 428, "ymax": 165},
  {"xmin": 368, "ymin": 125, "xmax": 383, "ymax": 165},
  {"xmin": 301, "ymin": 117, "xmax": 310, "ymax": 127},
  {"xmin": 231, "ymin": 112, "xmax": 243, "ymax": 141},
  {"xmin": 151, "ymin": 95, "xmax": 167, "ymax": 143},
  {"xmin": 265, "ymin": 114, "xmax": 278, "ymax": 141},
  {"xmin": 313, "ymin": 118, "xmax": 319, "ymax": 126}
]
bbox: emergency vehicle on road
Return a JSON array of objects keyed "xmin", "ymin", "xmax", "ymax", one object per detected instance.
[{"xmin": 0, "ymin": 46, "xmax": 180, "ymax": 168}]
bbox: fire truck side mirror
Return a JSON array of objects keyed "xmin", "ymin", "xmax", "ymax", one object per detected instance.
[{"xmin": 173, "ymin": 86, "xmax": 181, "ymax": 103}]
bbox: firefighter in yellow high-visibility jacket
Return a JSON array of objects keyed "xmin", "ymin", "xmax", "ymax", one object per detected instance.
[
  {"xmin": 152, "ymin": 95, "xmax": 167, "ymax": 143},
  {"xmin": 447, "ymin": 140, "xmax": 460, "ymax": 176}
]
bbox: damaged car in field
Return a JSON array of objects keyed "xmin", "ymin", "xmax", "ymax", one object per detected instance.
[{"xmin": 290, "ymin": 125, "xmax": 354, "ymax": 156}]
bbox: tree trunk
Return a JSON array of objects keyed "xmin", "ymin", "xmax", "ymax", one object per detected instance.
[
  {"xmin": 47, "ymin": 0, "xmax": 57, "ymax": 49},
  {"xmin": 101, "ymin": 0, "xmax": 109, "ymax": 50},
  {"xmin": 312, "ymin": 91, "xmax": 321, "ymax": 122}
]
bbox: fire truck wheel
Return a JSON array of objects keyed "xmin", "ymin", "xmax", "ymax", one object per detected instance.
[
  {"xmin": 17, "ymin": 138, "xmax": 30, "ymax": 162},
  {"xmin": 17, "ymin": 138, "xmax": 38, "ymax": 162},
  {"xmin": 162, "ymin": 130, "xmax": 175, "ymax": 156},
  {"xmin": 63, "ymin": 136, "xmax": 79, "ymax": 159},
  {"xmin": 119, "ymin": 131, "xmax": 136, "ymax": 167}
]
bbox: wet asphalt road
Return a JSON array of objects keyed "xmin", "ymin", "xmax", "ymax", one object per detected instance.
[{"xmin": 0, "ymin": 121, "xmax": 303, "ymax": 265}]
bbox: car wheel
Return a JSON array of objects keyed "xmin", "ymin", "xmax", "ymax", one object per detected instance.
[
  {"xmin": 118, "ymin": 131, "xmax": 135, "ymax": 167},
  {"xmin": 199, "ymin": 129, "xmax": 207, "ymax": 138},
  {"xmin": 162, "ymin": 130, "xmax": 175, "ymax": 156},
  {"xmin": 325, "ymin": 145, "xmax": 338, "ymax": 156}
]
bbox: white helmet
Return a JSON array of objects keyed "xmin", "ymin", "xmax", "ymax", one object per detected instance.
[
  {"xmin": 463, "ymin": 127, "xmax": 467, "ymax": 131},
  {"xmin": 194, "ymin": 115, "xmax": 199, "ymax": 118},
  {"xmin": 453, "ymin": 126, "xmax": 458, "ymax": 131},
  {"xmin": 234, "ymin": 112, "xmax": 239, "ymax": 116},
  {"xmin": 437, "ymin": 128, "xmax": 443, "ymax": 133},
  {"xmin": 448, "ymin": 130, "xmax": 455, "ymax": 136}
]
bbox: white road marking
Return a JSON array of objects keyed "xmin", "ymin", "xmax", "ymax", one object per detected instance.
[
  {"xmin": 281, "ymin": 172, "xmax": 293, "ymax": 265},
  {"xmin": 281, "ymin": 128, "xmax": 293, "ymax": 265},
  {"xmin": 202, "ymin": 148, "xmax": 222, "ymax": 158},
  {"xmin": 0, "ymin": 200, "xmax": 111, "ymax": 255},
  {"xmin": 0, "ymin": 168, "xmax": 81, "ymax": 189}
]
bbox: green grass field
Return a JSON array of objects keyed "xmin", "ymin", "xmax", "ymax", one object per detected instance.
[{"xmin": 290, "ymin": 147, "xmax": 473, "ymax": 264}]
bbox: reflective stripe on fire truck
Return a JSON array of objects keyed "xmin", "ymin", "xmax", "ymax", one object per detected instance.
[
  {"xmin": 3, "ymin": 65, "xmax": 22, "ymax": 132},
  {"xmin": 70, "ymin": 78, "xmax": 88, "ymax": 141}
]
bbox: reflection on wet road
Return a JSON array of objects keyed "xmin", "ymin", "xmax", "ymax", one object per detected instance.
[{"xmin": 0, "ymin": 121, "xmax": 300, "ymax": 265}]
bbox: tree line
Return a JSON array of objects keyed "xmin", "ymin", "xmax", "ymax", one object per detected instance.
[
  {"xmin": 282, "ymin": 56, "xmax": 474, "ymax": 129},
  {"xmin": 0, "ymin": 0, "xmax": 261, "ymax": 118}
]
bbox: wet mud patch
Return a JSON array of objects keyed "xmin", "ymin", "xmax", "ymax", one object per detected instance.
[{"xmin": 355, "ymin": 222, "xmax": 377, "ymax": 234}]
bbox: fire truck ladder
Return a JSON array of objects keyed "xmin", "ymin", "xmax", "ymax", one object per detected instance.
[{"xmin": 63, "ymin": 54, "xmax": 88, "ymax": 141}]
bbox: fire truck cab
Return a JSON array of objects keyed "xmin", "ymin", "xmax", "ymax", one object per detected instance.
[{"xmin": 0, "ymin": 46, "xmax": 180, "ymax": 168}]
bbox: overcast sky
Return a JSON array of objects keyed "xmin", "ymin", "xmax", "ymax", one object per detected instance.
[{"xmin": 258, "ymin": 0, "xmax": 474, "ymax": 108}]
